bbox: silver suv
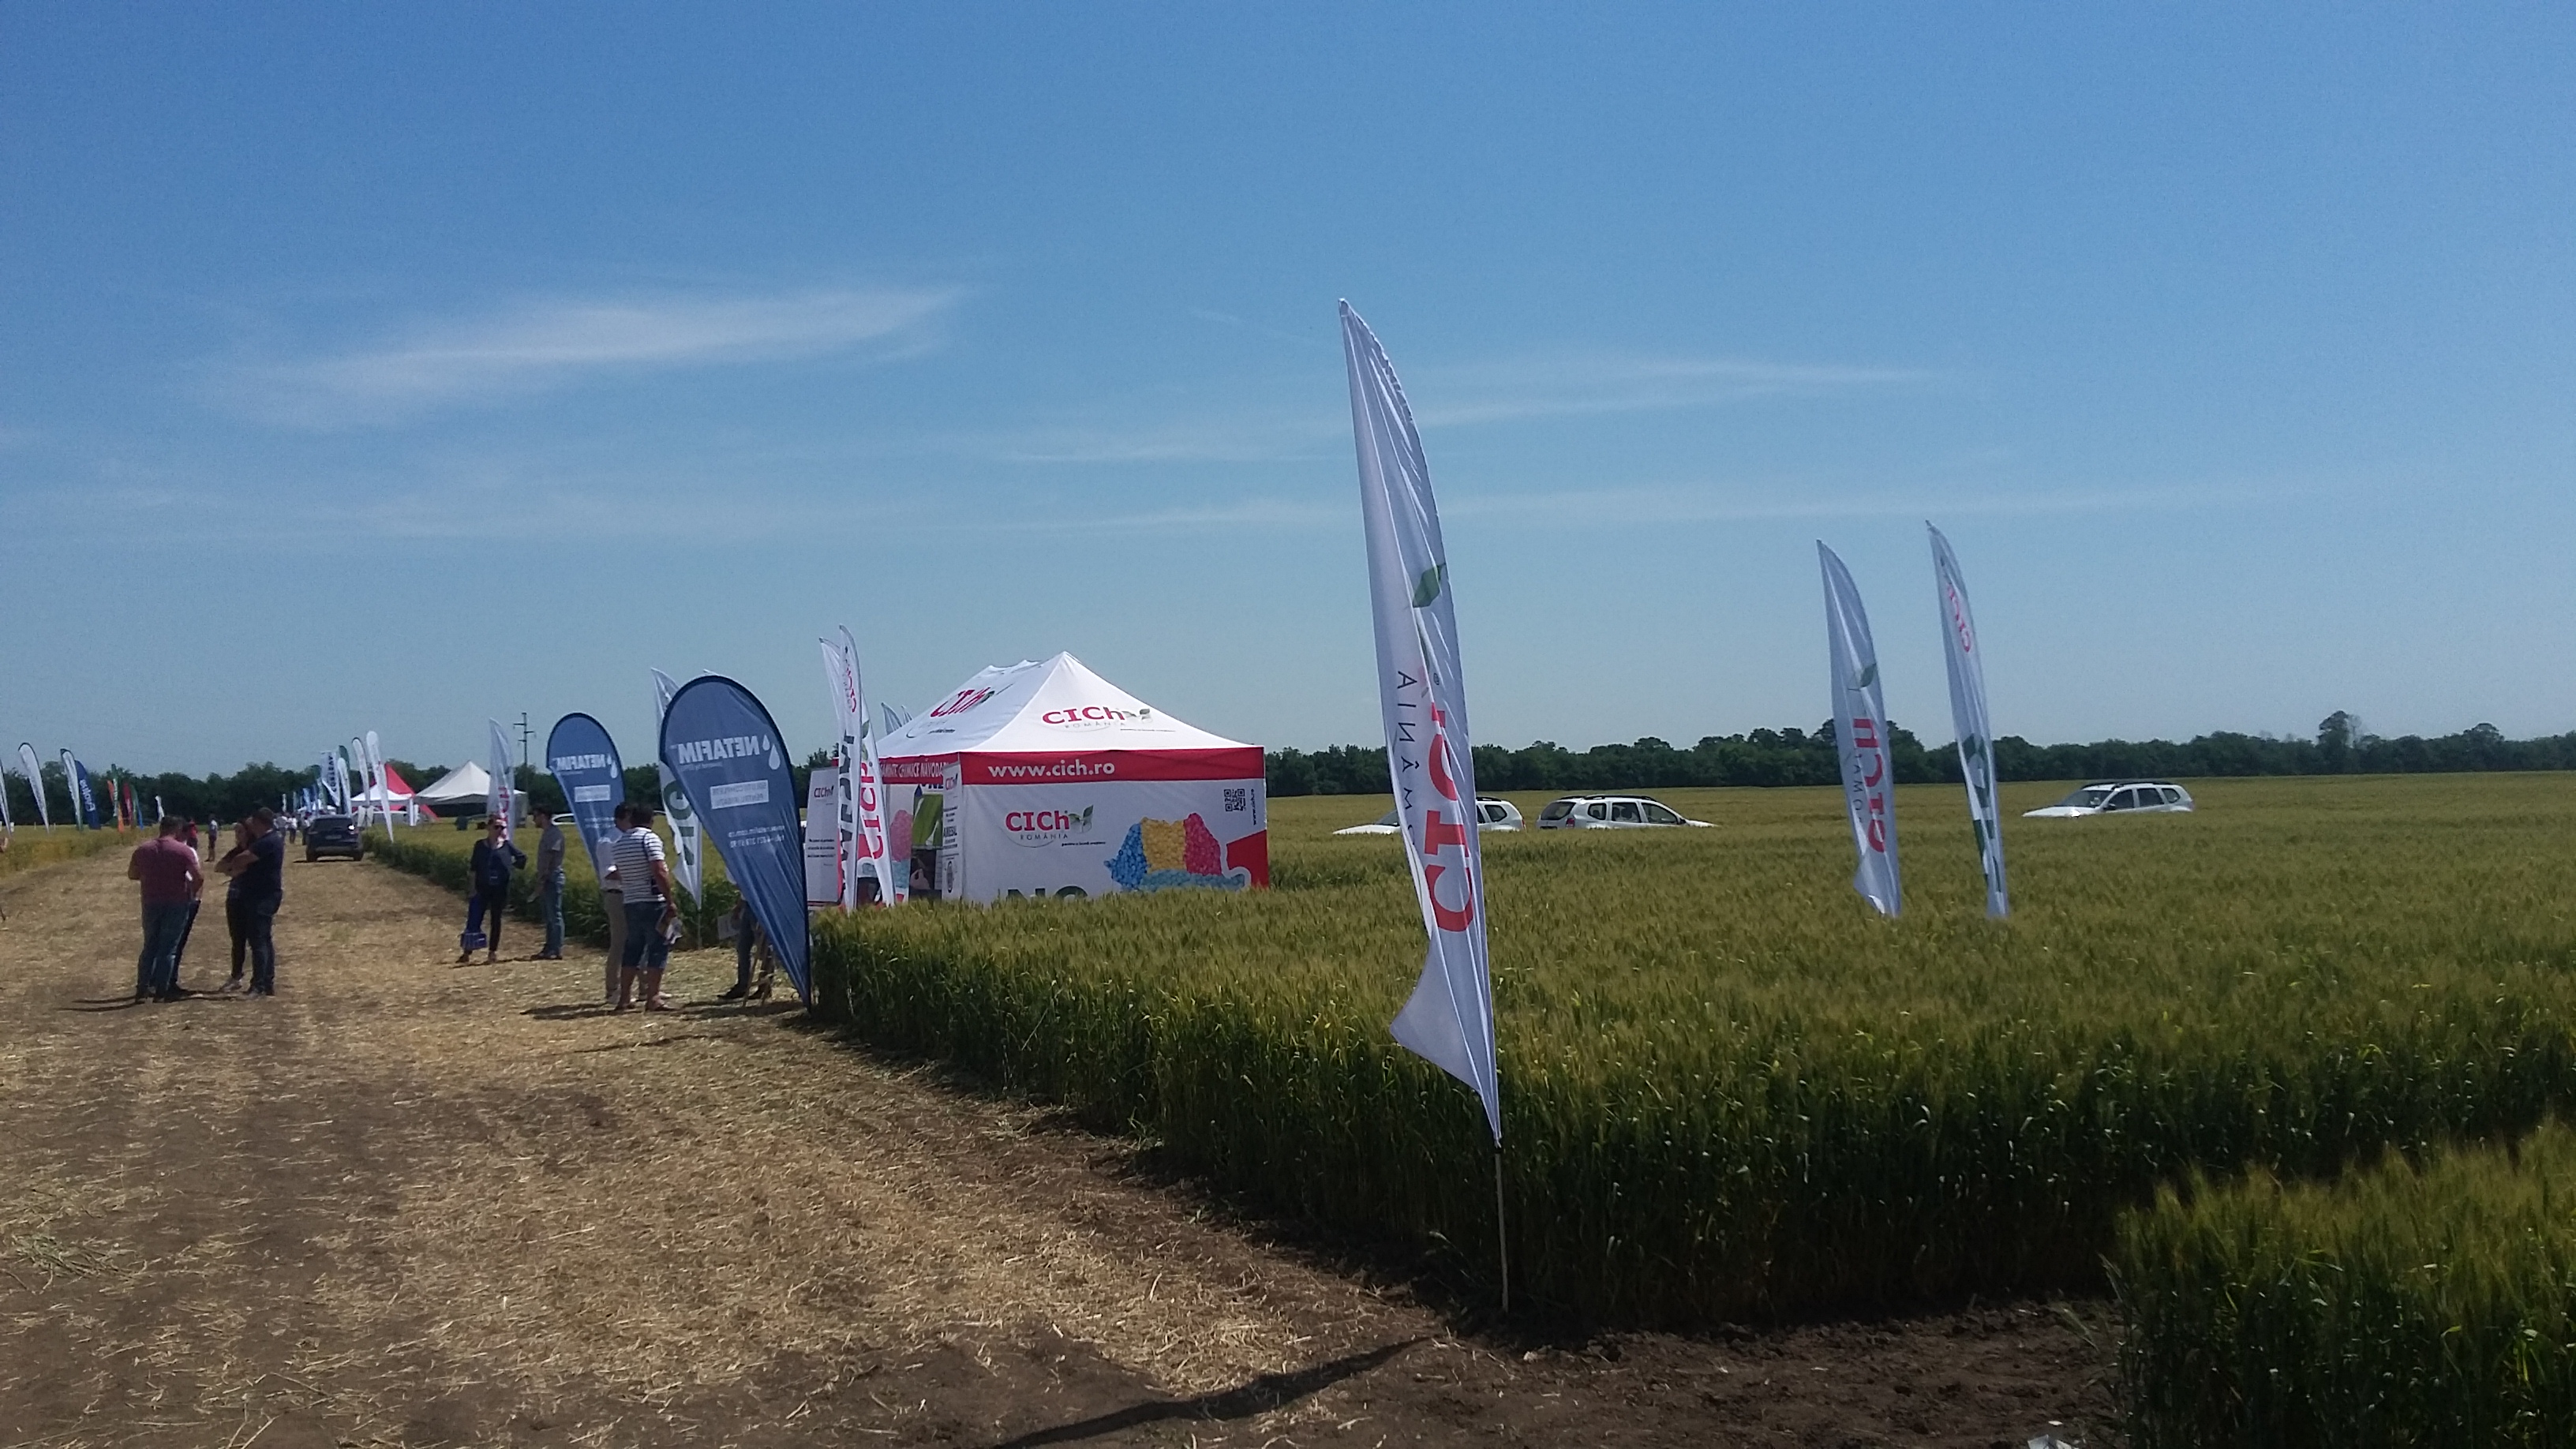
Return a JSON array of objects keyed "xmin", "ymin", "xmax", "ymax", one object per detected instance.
[
  {"xmin": 1536, "ymin": 796, "xmax": 1711, "ymax": 829},
  {"xmin": 2022, "ymin": 781, "xmax": 2196, "ymax": 818}
]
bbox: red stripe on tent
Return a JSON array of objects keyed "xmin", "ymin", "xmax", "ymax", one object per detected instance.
[
  {"xmin": 882, "ymin": 755, "xmax": 954, "ymax": 784},
  {"xmin": 957, "ymin": 748, "xmax": 1263, "ymax": 785}
]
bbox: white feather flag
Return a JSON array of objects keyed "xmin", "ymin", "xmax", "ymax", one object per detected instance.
[
  {"xmin": 1929, "ymin": 524, "xmax": 2008, "ymax": 917},
  {"xmin": 1821, "ymin": 543, "xmax": 1902, "ymax": 916},
  {"xmin": 1342, "ymin": 301, "xmax": 1500, "ymax": 1144}
]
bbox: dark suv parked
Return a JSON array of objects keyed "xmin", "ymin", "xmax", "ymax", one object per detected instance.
[{"xmin": 305, "ymin": 814, "xmax": 364, "ymax": 863}]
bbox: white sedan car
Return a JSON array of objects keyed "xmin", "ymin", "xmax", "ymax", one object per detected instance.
[
  {"xmin": 1535, "ymin": 796, "xmax": 1712, "ymax": 829},
  {"xmin": 1334, "ymin": 799, "xmax": 1525, "ymax": 835},
  {"xmin": 2022, "ymin": 781, "xmax": 2196, "ymax": 818}
]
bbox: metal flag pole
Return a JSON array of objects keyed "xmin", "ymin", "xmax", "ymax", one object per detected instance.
[{"xmin": 1495, "ymin": 1143, "xmax": 1511, "ymax": 1315}]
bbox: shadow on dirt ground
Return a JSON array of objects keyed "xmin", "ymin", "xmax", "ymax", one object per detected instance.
[{"xmin": 0, "ymin": 851, "xmax": 2117, "ymax": 1446}]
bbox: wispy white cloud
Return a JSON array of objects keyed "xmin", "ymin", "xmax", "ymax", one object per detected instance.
[
  {"xmin": 968, "ymin": 347, "xmax": 1941, "ymax": 464},
  {"xmin": 1017, "ymin": 496, "xmax": 1345, "ymax": 533},
  {"xmin": 1441, "ymin": 480, "xmax": 2296, "ymax": 526},
  {"xmin": 208, "ymin": 286, "xmax": 964, "ymax": 428},
  {"xmin": 970, "ymin": 479, "xmax": 2294, "ymax": 539},
  {"xmin": 985, "ymin": 413, "xmax": 1344, "ymax": 464},
  {"xmin": 326, "ymin": 477, "xmax": 810, "ymax": 544},
  {"xmin": 0, "ymin": 443, "xmax": 2299, "ymax": 557},
  {"xmin": 1408, "ymin": 352, "xmax": 1943, "ymax": 428},
  {"xmin": 1188, "ymin": 305, "xmax": 1332, "ymax": 351}
]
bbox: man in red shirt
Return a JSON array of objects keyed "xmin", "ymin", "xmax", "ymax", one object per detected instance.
[{"xmin": 128, "ymin": 817, "xmax": 202, "ymax": 1002}]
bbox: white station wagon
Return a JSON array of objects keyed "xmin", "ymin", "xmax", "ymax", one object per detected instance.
[
  {"xmin": 2022, "ymin": 781, "xmax": 2196, "ymax": 818},
  {"xmin": 1535, "ymin": 796, "xmax": 1712, "ymax": 829}
]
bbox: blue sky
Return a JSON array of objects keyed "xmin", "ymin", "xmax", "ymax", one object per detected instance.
[{"xmin": 3, "ymin": 4, "xmax": 2569, "ymax": 776}]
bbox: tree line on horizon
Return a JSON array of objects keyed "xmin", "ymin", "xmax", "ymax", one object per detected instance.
[
  {"xmin": 13, "ymin": 714, "xmax": 2570, "ymax": 822},
  {"xmin": 0, "ymin": 754, "xmax": 829, "ymax": 830},
  {"xmin": 1264, "ymin": 712, "xmax": 2576, "ymax": 797}
]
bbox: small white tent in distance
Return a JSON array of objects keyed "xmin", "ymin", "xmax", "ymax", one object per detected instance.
[
  {"xmin": 414, "ymin": 761, "xmax": 530, "ymax": 822},
  {"xmin": 879, "ymin": 653, "xmax": 1268, "ymax": 903},
  {"xmin": 414, "ymin": 761, "xmax": 492, "ymax": 811}
]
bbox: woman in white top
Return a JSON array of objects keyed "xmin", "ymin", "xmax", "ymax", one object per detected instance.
[{"xmin": 608, "ymin": 801, "xmax": 677, "ymax": 1011}]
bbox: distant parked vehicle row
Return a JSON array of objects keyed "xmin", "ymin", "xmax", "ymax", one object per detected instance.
[
  {"xmin": 1331, "ymin": 781, "xmax": 2194, "ymax": 836},
  {"xmin": 1537, "ymin": 796, "xmax": 1711, "ymax": 829},
  {"xmin": 1335, "ymin": 794, "xmax": 1712, "ymax": 834},
  {"xmin": 2023, "ymin": 781, "xmax": 2195, "ymax": 818},
  {"xmin": 1335, "ymin": 799, "xmax": 1526, "ymax": 835}
]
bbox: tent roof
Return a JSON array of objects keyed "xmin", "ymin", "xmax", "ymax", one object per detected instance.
[
  {"xmin": 350, "ymin": 763, "xmax": 417, "ymax": 800},
  {"xmin": 881, "ymin": 652, "xmax": 1249, "ymax": 758},
  {"xmin": 412, "ymin": 760, "xmax": 489, "ymax": 805}
]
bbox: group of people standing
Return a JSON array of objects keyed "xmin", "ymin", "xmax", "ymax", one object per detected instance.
[
  {"xmin": 459, "ymin": 800, "xmax": 760, "ymax": 1012},
  {"xmin": 122, "ymin": 796, "xmax": 771, "ymax": 1010},
  {"xmin": 127, "ymin": 809, "xmax": 284, "ymax": 1001}
]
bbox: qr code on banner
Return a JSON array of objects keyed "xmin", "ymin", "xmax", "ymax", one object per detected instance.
[{"xmin": 1222, "ymin": 788, "xmax": 1248, "ymax": 813}]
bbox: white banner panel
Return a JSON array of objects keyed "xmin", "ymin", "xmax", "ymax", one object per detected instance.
[
  {"xmin": 934, "ymin": 760, "xmax": 961, "ymax": 899},
  {"xmin": 487, "ymin": 718, "xmax": 515, "ymax": 830},
  {"xmin": 953, "ymin": 775, "xmax": 1267, "ymax": 903},
  {"xmin": 803, "ymin": 772, "xmax": 841, "ymax": 905}
]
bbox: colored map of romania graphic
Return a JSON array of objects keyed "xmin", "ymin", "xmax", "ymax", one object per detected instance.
[{"xmin": 1105, "ymin": 813, "xmax": 1245, "ymax": 892}]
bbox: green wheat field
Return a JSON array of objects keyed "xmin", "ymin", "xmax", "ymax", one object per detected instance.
[
  {"xmin": 376, "ymin": 773, "xmax": 2576, "ymax": 1437},
  {"xmin": 816, "ymin": 774, "xmax": 2573, "ymax": 1310}
]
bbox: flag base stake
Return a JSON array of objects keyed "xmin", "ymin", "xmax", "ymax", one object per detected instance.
[{"xmin": 1494, "ymin": 1144, "xmax": 1510, "ymax": 1317}]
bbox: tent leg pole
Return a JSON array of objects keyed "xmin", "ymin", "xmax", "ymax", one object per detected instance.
[{"xmin": 1494, "ymin": 1144, "xmax": 1510, "ymax": 1317}]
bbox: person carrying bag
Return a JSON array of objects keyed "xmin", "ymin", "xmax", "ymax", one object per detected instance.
[{"xmin": 459, "ymin": 816, "xmax": 526, "ymax": 964}]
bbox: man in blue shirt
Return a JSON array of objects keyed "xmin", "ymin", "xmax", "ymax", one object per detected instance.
[{"xmin": 218, "ymin": 808, "xmax": 286, "ymax": 996}]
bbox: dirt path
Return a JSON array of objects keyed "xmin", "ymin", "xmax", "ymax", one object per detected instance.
[{"xmin": 0, "ymin": 851, "xmax": 2117, "ymax": 1447}]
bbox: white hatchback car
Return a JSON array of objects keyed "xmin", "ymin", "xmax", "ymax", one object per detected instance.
[
  {"xmin": 1333, "ymin": 798, "xmax": 1525, "ymax": 836},
  {"xmin": 1535, "ymin": 796, "xmax": 1712, "ymax": 829},
  {"xmin": 2022, "ymin": 781, "xmax": 2196, "ymax": 818}
]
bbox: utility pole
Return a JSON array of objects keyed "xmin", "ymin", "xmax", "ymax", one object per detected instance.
[{"xmin": 517, "ymin": 713, "xmax": 532, "ymax": 776}]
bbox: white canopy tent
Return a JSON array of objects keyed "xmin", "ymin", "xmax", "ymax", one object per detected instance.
[
  {"xmin": 880, "ymin": 653, "xmax": 1267, "ymax": 903},
  {"xmin": 414, "ymin": 759, "xmax": 530, "ymax": 822},
  {"xmin": 414, "ymin": 761, "xmax": 493, "ymax": 810}
]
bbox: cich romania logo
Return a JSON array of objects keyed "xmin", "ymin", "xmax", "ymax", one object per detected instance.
[
  {"xmin": 1040, "ymin": 705, "xmax": 1151, "ymax": 730},
  {"xmin": 1005, "ymin": 805, "xmax": 1095, "ymax": 845},
  {"xmin": 929, "ymin": 687, "xmax": 996, "ymax": 719}
]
